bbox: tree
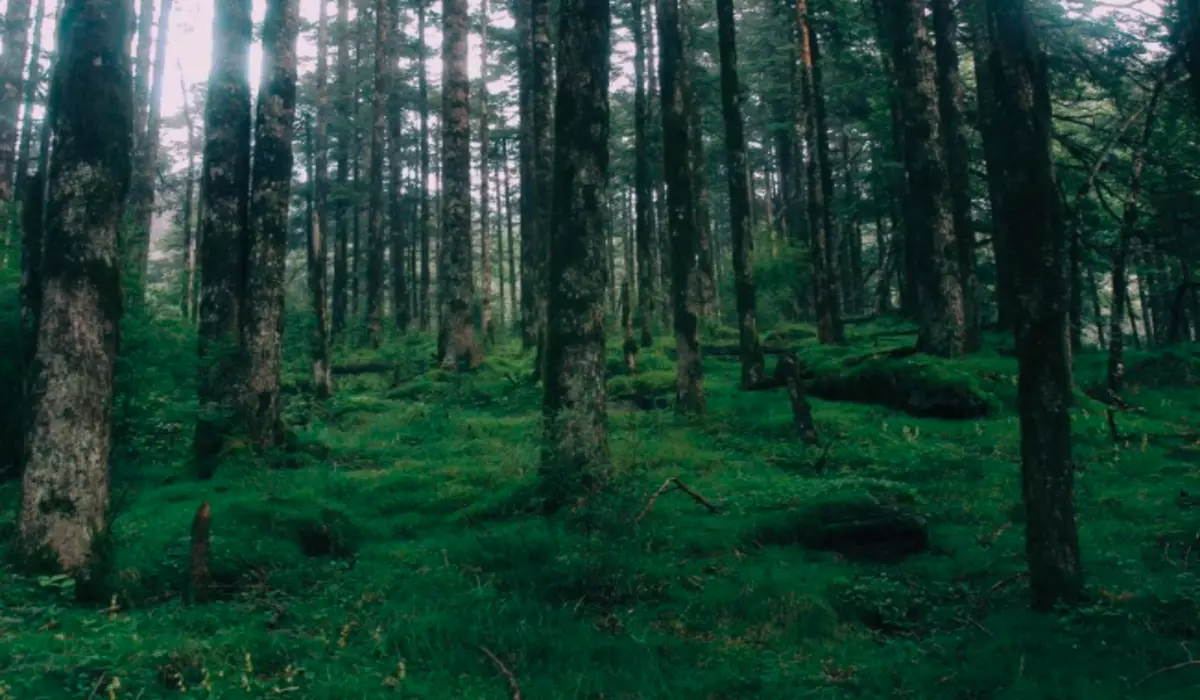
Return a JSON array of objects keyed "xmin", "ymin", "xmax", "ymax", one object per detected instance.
[
  {"xmin": 179, "ymin": 75, "xmax": 199, "ymax": 321},
  {"xmin": 195, "ymin": 0, "xmax": 252, "ymax": 478},
  {"xmin": 518, "ymin": 0, "xmax": 538, "ymax": 347},
  {"xmin": 364, "ymin": 0, "xmax": 389, "ymax": 348},
  {"xmin": 984, "ymin": 0, "xmax": 1083, "ymax": 609},
  {"xmin": 540, "ymin": 0, "xmax": 612, "ymax": 507},
  {"xmin": 417, "ymin": 0, "xmax": 432, "ymax": 331},
  {"xmin": 14, "ymin": 0, "xmax": 47, "ymax": 202},
  {"xmin": 715, "ymin": 0, "xmax": 763, "ymax": 387},
  {"xmin": 438, "ymin": 0, "xmax": 480, "ymax": 368},
  {"xmin": 877, "ymin": 0, "xmax": 964, "ymax": 357},
  {"xmin": 309, "ymin": 0, "xmax": 334, "ymax": 397},
  {"xmin": 387, "ymin": 0, "xmax": 408, "ymax": 333},
  {"xmin": 0, "ymin": 0, "xmax": 33, "ymax": 201},
  {"xmin": 479, "ymin": 0, "xmax": 494, "ymax": 342},
  {"xmin": 633, "ymin": 0, "xmax": 657, "ymax": 348},
  {"xmin": 20, "ymin": 0, "xmax": 133, "ymax": 574},
  {"xmin": 658, "ymin": 0, "xmax": 704, "ymax": 414},
  {"xmin": 332, "ymin": 0, "xmax": 352, "ymax": 336},
  {"xmin": 531, "ymin": 0, "xmax": 554, "ymax": 375}
]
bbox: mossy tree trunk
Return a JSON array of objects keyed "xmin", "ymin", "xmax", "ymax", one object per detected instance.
[
  {"xmin": 878, "ymin": 0, "xmax": 964, "ymax": 357},
  {"xmin": 195, "ymin": 0, "xmax": 252, "ymax": 478},
  {"xmin": 364, "ymin": 0, "xmax": 388, "ymax": 348},
  {"xmin": 657, "ymin": 0, "xmax": 704, "ymax": 414},
  {"xmin": 310, "ymin": 0, "xmax": 334, "ymax": 397},
  {"xmin": 438, "ymin": 0, "xmax": 480, "ymax": 369},
  {"xmin": 332, "ymin": 0, "xmax": 351, "ymax": 337},
  {"xmin": 517, "ymin": 0, "xmax": 538, "ymax": 348},
  {"xmin": 633, "ymin": 0, "xmax": 657, "ymax": 348},
  {"xmin": 532, "ymin": 0, "xmax": 554, "ymax": 377},
  {"xmin": 983, "ymin": 0, "xmax": 1083, "ymax": 610},
  {"xmin": 932, "ymin": 0, "xmax": 979, "ymax": 352},
  {"xmin": 797, "ymin": 1, "xmax": 844, "ymax": 345},
  {"xmin": 715, "ymin": 0, "xmax": 764, "ymax": 388},
  {"xmin": 243, "ymin": 0, "xmax": 299, "ymax": 450},
  {"xmin": 20, "ymin": 0, "xmax": 133, "ymax": 575},
  {"xmin": 540, "ymin": 0, "xmax": 613, "ymax": 508}
]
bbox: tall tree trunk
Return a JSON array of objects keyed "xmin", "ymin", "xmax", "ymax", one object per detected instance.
[
  {"xmin": 20, "ymin": 0, "xmax": 132, "ymax": 575},
  {"xmin": 1088, "ymin": 266, "xmax": 1107, "ymax": 349},
  {"xmin": 180, "ymin": 73, "xmax": 198, "ymax": 321},
  {"xmin": 332, "ymin": 0, "xmax": 351, "ymax": 336},
  {"xmin": 13, "ymin": 0, "xmax": 46, "ymax": 202},
  {"xmin": 364, "ymin": 0, "xmax": 388, "ymax": 348},
  {"xmin": 387, "ymin": 0, "xmax": 408, "ymax": 333},
  {"xmin": 438, "ymin": 0, "xmax": 480, "ymax": 368},
  {"xmin": 195, "ymin": 0, "xmax": 252, "ymax": 478},
  {"xmin": 1108, "ymin": 57, "xmax": 1174, "ymax": 397},
  {"xmin": 716, "ymin": 0, "xmax": 764, "ymax": 388},
  {"xmin": 517, "ymin": 0, "xmax": 537, "ymax": 347},
  {"xmin": 687, "ymin": 85, "xmax": 716, "ymax": 318},
  {"xmin": 243, "ymin": 0, "xmax": 298, "ymax": 450},
  {"xmin": 540, "ymin": 0, "xmax": 612, "ymax": 508},
  {"xmin": 494, "ymin": 144, "xmax": 506, "ymax": 329},
  {"xmin": 841, "ymin": 130, "xmax": 863, "ymax": 314},
  {"xmin": 310, "ymin": 0, "xmax": 334, "ymax": 397},
  {"xmin": 351, "ymin": 12, "xmax": 365, "ymax": 321},
  {"xmin": 633, "ymin": 0, "xmax": 657, "ymax": 348},
  {"xmin": 532, "ymin": 0, "xmax": 553, "ymax": 377},
  {"xmin": 658, "ymin": 0, "xmax": 704, "ymax": 414},
  {"xmin": 417, "ymin": 0, "xmax": 432, "ymax": 330},
  {"xmin": 797, "ymin": 2, "xmax": 844, "ymax": 344},
  {"xmin": 0, "ymin": 0, "xmax": 33, "ymax": 202},
  {"xmin": 1182, "ymin": 0, "xmax": 1200, "ymax": 118},
  {"xmin": 878, "ymin": 0, "xmax": 964, "ymax": 357},
  {"xmin": 648, "ymin": 0, "xmax": 669, "ymax": 328},
  {"xmin": 984, "ymin": 0, "xmax": 1083, "ymax": 610},
  {"xmin": 967, "ymin": 0, "xmax": 1015, "ymax": 331},
  {"xmin": 479, "ymin": 0, "xmax": 493, "ymax": 342},
  {"xmin": 503, "ymin": 139, "xmax": 518, "ymax": 325},
  {"xmin": 123, "ymin": 0, "xmax": 154, "ymax": 294},
  {"xmin": 932, "ymin": 0, "xmax": 979, "ymax": 351}
]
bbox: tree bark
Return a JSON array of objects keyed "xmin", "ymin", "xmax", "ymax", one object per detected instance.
[
  {"xmin": 122, "ymin": 0, "xmax": 154, "ymax": 293},
  {"xmin": 633, "ymin": 0, "xmax": 657, "ymax": 348},
  {"xmin": 797, "ymin": 2, "xmax": 844, "ymax": 344},
  {"xmin": 715, "ymin": 0, "xmax": 763, "ymax": 388},
  {"xmin": 0, "ymin": 0, "xmax": 34, "ymax": 201},
  {"xmin": 332, "ymin": 0, "xmax": 351, "ymax": 337},
  {"xmin": 13, "ymin": 0, "xmax": 46, "ymax": 202},
  {"xmin": 984, "ymin": 0, "xmax": 1083, "ymax": 610},
  {"xmin": 878, "ymin": 0, "xmax": 964, "ymax": 357},
  {"xmin": 494, "ymin": 142, "xmax": 506, "ymax": 329},
  {"xmin": 438, "ymin": 0, "xmax": 480, "ymax": 368},
  {"xmin": 20, "ymin": 0, "xmax": 132, "ymax": 575},
  {"xmin": 387, "ymin": 0, "xmax": 408, "ymax": 334},
  {"xmin": 364, "ymin": 0, "xmax": 388, "ymax": 348},
  {"xmin": 687, "ymin": 78, "xmax": 716, "ymax": 319},
  {"xmin": 517, "ymin": 0, "xmax": 537, "ymax": 347},
  {"xmin": 503, "ymin": 138, "xmax": 519, "ymax": 325},
  {"xmin": 195, "ymin": 0, "xmax": 252, "ymax": 478},
  {"xmin": 179, "ymin": 73, "xmax": 198, "ymax": 320},
  {"xmin": 479, "ymin": 0, "xmax": 493, "ymax": 342},
  {"xmin": 540, "ymin": 0, "xmax": 613, "ymax": 508},
  {"xmin": 932, "ymin": 0, "xmax": 979, "ymax": 351},
  {"xmin": 310, "ymin": 0, "xmax": 334, "ymax": 397},
  {"xmin": 658, "ymin": 0, "xmax": 704, "ymax": 414},
  {"xmin": 531, "ymin": 0, "xmax": 554, "ymax": 377}
]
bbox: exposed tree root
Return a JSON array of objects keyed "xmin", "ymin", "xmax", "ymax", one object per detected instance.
[{"xmin": 635, "ymin": 478, "xmax": 721, "ymax": 524}]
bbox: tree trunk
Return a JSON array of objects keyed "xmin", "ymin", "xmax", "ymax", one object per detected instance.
[
  {"xmin": 715, "ymin": 0, "xmax": 763, "ymax": 388},
  {"xmin": 517, "ymin": 0, "xmax": 537, "ymax": 347},
  {"xmin": 195, "ymin": 0, "xmax": 252, "ymax": 478},
  {"xmin": 932, "ymin": 0, "xmax": 979, "ymax": 351},
  {"xmin": 984, "ymin": 0, "xmax": 1083, "ymax": 610},
  {"xmin": 20, "ymin": 0, "xmax": 132, "ymax": 575},
  {"xmin": 122, "ymin": 0, "xmax": 154, "ymax": 294},
  {"xmin": 0, "ymin": 0, "xmax": 33, "ymax": 202},
  {"xmin": 658, "ymin": 0, "xmax": 704, "ymax": 414},
  {"xmin": 797, "ymin": 2, "xmax": 844, "ymax": 344},
  {"xmin": 494, "ymin": 144, "xmax": 506, "ymax": 329},
  {"xmin": 648, "ymin": 0, "xmax": 670, "ymax": 328},
  {"xmin": 243, "ymin": 0, "xmax": 298, "ymax": 450},
  {"xmin": 332, "ymin": 0, "xmax": 351, "ymax": 337},
  {"xmin": 13, "ymin": 0, "xmax": 46, "ymax": 202},
  {"xmin": 387, "ymin": 0, "xmax": 408, "ymax": 334},
  {"xmin": 416, "ymin": 1, "xmax": 431, "ymax": 330},
  {"xmin": 531, "ymin": 0, "xmax": 554, "ymax": 378},
  {"xmin": 180, "ymin": 74, "xmax": 198, "ymax": 320},
  {"xmin": 687, "ymin": 86, "xmax": 716, "ymax": 319},
  {"xmin": 479, "ymin": 0, "xmax": 493, "ymax": 342},
  {"xmin": 540, "ymin": 0, "xmax": 613, "ymax": 508},
  {"xmin": 967, "ymin": 0, "xmax": 1015, "ymax": 331},
  {"xmin": 633, "ymin": 0, "xmax": 657, "ymax": 348},
  {"xmin": 503, "ymin": 139, "xmax": 519, "ymax": 325},
  {"xmin": 364, "ymin": 0, "xmax": 388, "ymax": 348},
  {"xmin": 877, "ymin": 0, "xmax": 964, "ymax": 357},
  {"xmin": 1108, "ymin": 57, "xmax": 1174, "ymax": 396},
  {"xmin": 438, "ymin": 0, "xmax": 480, "ymax": 368},
  {"xmin": 310, "ymin": 0, "xmax": 334, "ymax": 397}
]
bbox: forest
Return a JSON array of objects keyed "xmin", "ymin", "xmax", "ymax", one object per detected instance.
[{"xmin": 0, "ymin": 0, "xmax": 1199, "ymax": 696}]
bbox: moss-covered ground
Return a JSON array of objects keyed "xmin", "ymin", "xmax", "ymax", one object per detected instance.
[{"xmin": 2, "ymin": 314, "xmax": 1200, "ymax": 699}]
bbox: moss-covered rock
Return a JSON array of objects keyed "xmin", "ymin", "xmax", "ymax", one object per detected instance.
[
  {"xmin": 608, "ymin": 370, "xmax": 676, "ymax": 410},
  {"xmin": 805, "ymin": 352, "xmax": 992, "ymax": 419}
]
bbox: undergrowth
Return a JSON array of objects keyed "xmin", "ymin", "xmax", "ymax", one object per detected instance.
[{"xmin": 1, "ymin": 308, "xmax": 1199, "ymax": 699}]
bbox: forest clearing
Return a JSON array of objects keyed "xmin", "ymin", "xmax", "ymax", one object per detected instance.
[{"xmin": 1, "ymin": 0, "xmax": 1200, "ymax": 697}]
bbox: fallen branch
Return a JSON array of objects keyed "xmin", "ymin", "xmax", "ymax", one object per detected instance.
[
  {"xmin": 988, "ymin": 571, "xmax": 1028, "ymax": 595},
  {"xmin": 1135, "ymin": 654, "xmax": 1200, "ymax": 687},
  {"xmin": 480, "ymin": 646, "xmax": 521, "ymax": 700},
  {"xmin": 635, "ymin": 478, "xmax": 721, "ymax": 524}
]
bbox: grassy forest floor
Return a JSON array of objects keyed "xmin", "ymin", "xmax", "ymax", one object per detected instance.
[{"xmin": 2, "ymin": 314, "xmax": 1200, "ymax": 698}]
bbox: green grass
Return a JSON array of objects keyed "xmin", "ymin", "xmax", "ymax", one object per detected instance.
[{"xmin": 2, "ymin": 316, "xmax": 1200, "ymax": 698}]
